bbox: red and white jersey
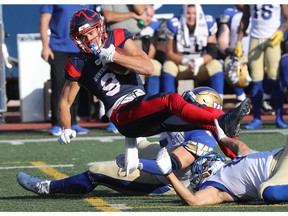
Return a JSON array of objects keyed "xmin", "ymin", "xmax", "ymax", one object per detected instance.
[{"xmin": 250, "ymin": 4, "xmax": 281, "ymax": 38}]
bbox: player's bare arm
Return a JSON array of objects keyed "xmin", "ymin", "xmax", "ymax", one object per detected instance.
[
  {"xmin": 58, "ymin": 80, "xmax": 80, "ymax": 129},
  {"xmin": 166, "ymin": 172, "xmax": 233, "ymax": 205},
  {"xmin": 281, "ymin": 5, "xmax": 288, "ymax": 32},
  {"xmin": 40, "ymin": 13, "xmax": 54, "ymax": 61},
  {"xmin": 112, "ymin": 39, "xmax": 154, "ymax": 75}
]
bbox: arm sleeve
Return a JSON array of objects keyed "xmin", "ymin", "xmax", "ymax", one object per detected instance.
[{"xmin": 139, "ymin": 157, "xmax": 180, "ymax": 175}]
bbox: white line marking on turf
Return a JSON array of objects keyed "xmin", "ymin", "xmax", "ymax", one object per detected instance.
[
  {"xmin": 0, "ymin": 135, "xmax": 160, "ymax": 145},
  {"xmin": 0, "ymin": 164, "xmax": 74, "ymax": 170},
  {"xmin": 1, "ymin": 129, "xmax": 287, "ymax": 145}
]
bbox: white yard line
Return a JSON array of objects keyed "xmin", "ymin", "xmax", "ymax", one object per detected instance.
[{"xmin": 0, "ymin": 135, "xmax": 160, "ymax": 145}]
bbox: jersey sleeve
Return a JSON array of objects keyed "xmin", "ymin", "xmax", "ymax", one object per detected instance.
[
  {"xmin": 219, "ymin": 8, "xmax": 237, "ymax": 27},
  {"xmin": 165, "ymin": 17, "xmax": 179, "ymax": 40},
  {"xmin": 112, "ymin": 28, "xmax": 133, "ymax": 49},
  {"xmin": 64, "ymin": 55, "xmax": 83, "ymax": 81},
  {"xmin": 40, "ymin": 5, "xmax": 54, "ymax": 14},
  {"xmin": 205, "ymin": 15, "xmax": 218, "ymax": 36}
]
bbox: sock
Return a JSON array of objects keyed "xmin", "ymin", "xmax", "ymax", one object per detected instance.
[
  {"xmin": 271, "ymin": 79, "xmax": 284, "ymax": 117},
  {"xmin": 251, "ymin": 81, "xmax": 263, "ymax": 119},
  {"xmin": 145, "ymin": 76, "xmax": 160, "ymax": 95},
  {"xmin": 280, "ymin": 54, "xmax": 288, "ymax": 88},
  {"xmin": 161, "ymin": 72, "xmax": 177, "ymax": 93},
  {"xmin": 210, "ymin": 72, "xmax": 224, "ymax": 95},
  {"xmin": 50, "ymin": 171, "xmax": 95, "ymax": 194}
]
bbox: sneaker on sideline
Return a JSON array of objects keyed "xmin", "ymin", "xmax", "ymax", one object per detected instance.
[
  {"xmin": 71, "ymin": 124, "xmax": 89, "ymax": 134},
  {"xmin": 48, "ymin": 126, "xmax": 62, "ymax": 136}
]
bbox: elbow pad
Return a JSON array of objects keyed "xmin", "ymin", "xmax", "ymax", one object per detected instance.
[{"xmin": 206, "ymin": 43, "xmax": 218, "ymax": 59}]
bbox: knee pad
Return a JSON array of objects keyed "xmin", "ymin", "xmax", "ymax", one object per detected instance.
[
  {"xmin": 150, "ymin": 59, "xmax": 162, "ymax": 76},
  {"xmin": 162, "ymin": 60, "xmax": 179, "ymax": 77}
]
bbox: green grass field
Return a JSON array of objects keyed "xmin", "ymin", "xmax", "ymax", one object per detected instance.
[{"xmin": 1, "ymin": 123, "xmax": 288, "ymax": 212}]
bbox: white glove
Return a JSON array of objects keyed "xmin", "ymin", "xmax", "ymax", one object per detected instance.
[
  {"xmin": 214, "ymin": 119, "xmax": 227, "ymax": 140},
  {"xmin": 99, "ymin": 44, "xmax": 116, "ymax": 65},
  {"xmin": 192, "ymin": 57, "xmax": 204, "ymax": 76},
  {"xmin": 57, "ymin": 129, "xmax": 76, "ymax": 145},
  {"xmin": 156, "ymin": 147, "xmax": 172, "ymax": 175}
]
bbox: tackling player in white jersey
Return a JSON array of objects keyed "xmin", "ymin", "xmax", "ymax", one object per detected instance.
[
  {"xmin": 157, "ymin": 134, "xmax": 288, "ymax": 205},
  {"xmin": 16, "ymin": 87, "xmax": 249, "ymax": 196}
]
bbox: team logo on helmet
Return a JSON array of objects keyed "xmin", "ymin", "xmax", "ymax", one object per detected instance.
[
  {"xmin": 192, "ymin": 86, "xmax": 223, "ymax": 110},
  {"xmin": 225, "ymin": 57, "xmax": 252, "ymax": 88}
]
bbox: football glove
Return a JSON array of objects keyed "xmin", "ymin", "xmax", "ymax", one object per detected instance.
[
  {"xmin": 156, "ymin": 147, "xmax": 172, "ymax": 176},
  {"xmin": 57, "ymin": 129, "xmax": 76, "ymax": 145},
  {"xmin": 269, "ymin": 30, "xmax": 283, "ymax": 47},
  {"xmin": 99, "ymin": 44, "xmax": 116, "ymax": 65},
  {"xmin": 234, "ymin": 41, "xmax": 243, "ymax": 58},
  {"xmin": 214, "ymin": 119, "xmax": 227, "ymax": 140}
]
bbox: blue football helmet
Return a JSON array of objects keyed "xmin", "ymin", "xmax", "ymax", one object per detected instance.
[{"xmin": 190, "ymin": 152, "xmax": 226, "ymax": 191}]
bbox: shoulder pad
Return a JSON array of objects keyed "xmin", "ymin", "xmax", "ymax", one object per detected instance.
[
  {"xmin": 219, "ymin": 8, "xmax": 238, "ymax": 24},
  {"xmin": 166, "ymin": 17, "xmax": 179, "ymax": 34},
  {"xmin": 205, "ymin": 15, "xmax": 217, "ymax": 35}
]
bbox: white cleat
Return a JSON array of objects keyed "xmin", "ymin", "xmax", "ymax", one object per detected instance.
[{"xmin": 16, "ymin": 172, "xmax": 51, "ymax": 195}]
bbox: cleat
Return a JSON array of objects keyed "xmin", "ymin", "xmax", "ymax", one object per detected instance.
[
  {"xmin": 16, "ymin": 172, "xmax": 50, "ymax": 195},
  {"xmin": 106, "ymin": 122, "xmax": 119, "ymax": 133},
  {"xmin": 48, "ymin": 126, "xmax": 62, "ymax": 136},
  {"xmin": 244, "ymin": 119, "xmax": 262, "ymax": 130},
  {"xmin": 261, "ymin": 100, "xmax": 275, "ymax": 115},
  {"xmin": 218, "ymin": 98, "xmax": 251, "ymax": 137},
  {"xmin": 71, "ymin": 124, "xmax": 89, "ymax": 134},
  {"xmin": 276, "ymin": 118, "xmax": 288, "ymax": 128}
]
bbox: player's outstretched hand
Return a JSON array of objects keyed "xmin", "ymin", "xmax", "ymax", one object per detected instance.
[{"xmin": 57, "ymin": 129, "xmax": 76, "ymax": 145}]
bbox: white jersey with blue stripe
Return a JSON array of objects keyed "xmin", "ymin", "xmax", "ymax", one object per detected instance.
[
  {"xmin": 200, "ymin": 148, "xmax": 283, "ymax": 201},
  {"xmin": 250, "ymin": 4, "xmax": 281, "ymax": 38},
  {"xmin": 166, "ymin": 14, "xmax": 217, "ymax": 55}
]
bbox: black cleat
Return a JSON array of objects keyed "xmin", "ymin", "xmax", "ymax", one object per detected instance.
[{"xmin": 218, "ymin": 98, "xmax": 251, "ymax": 138}]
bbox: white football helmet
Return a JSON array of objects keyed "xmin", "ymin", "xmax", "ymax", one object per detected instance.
[{"xmin": 225, "ymin": 57, "xmax": 252, "ymax": 88}]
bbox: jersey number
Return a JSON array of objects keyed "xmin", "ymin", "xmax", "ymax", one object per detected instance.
[
  {"xmin": 101, "ymin": 73, "xmax": 120, "ymax": 96},
  {"xmin": 253, "ymin": 4, "xmax": 273, "ymax": 20}
]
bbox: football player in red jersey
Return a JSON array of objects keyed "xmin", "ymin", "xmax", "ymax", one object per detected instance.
[{"xmin": 57, "ymin": 8, "xmax": 251, "ymax": 174}]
